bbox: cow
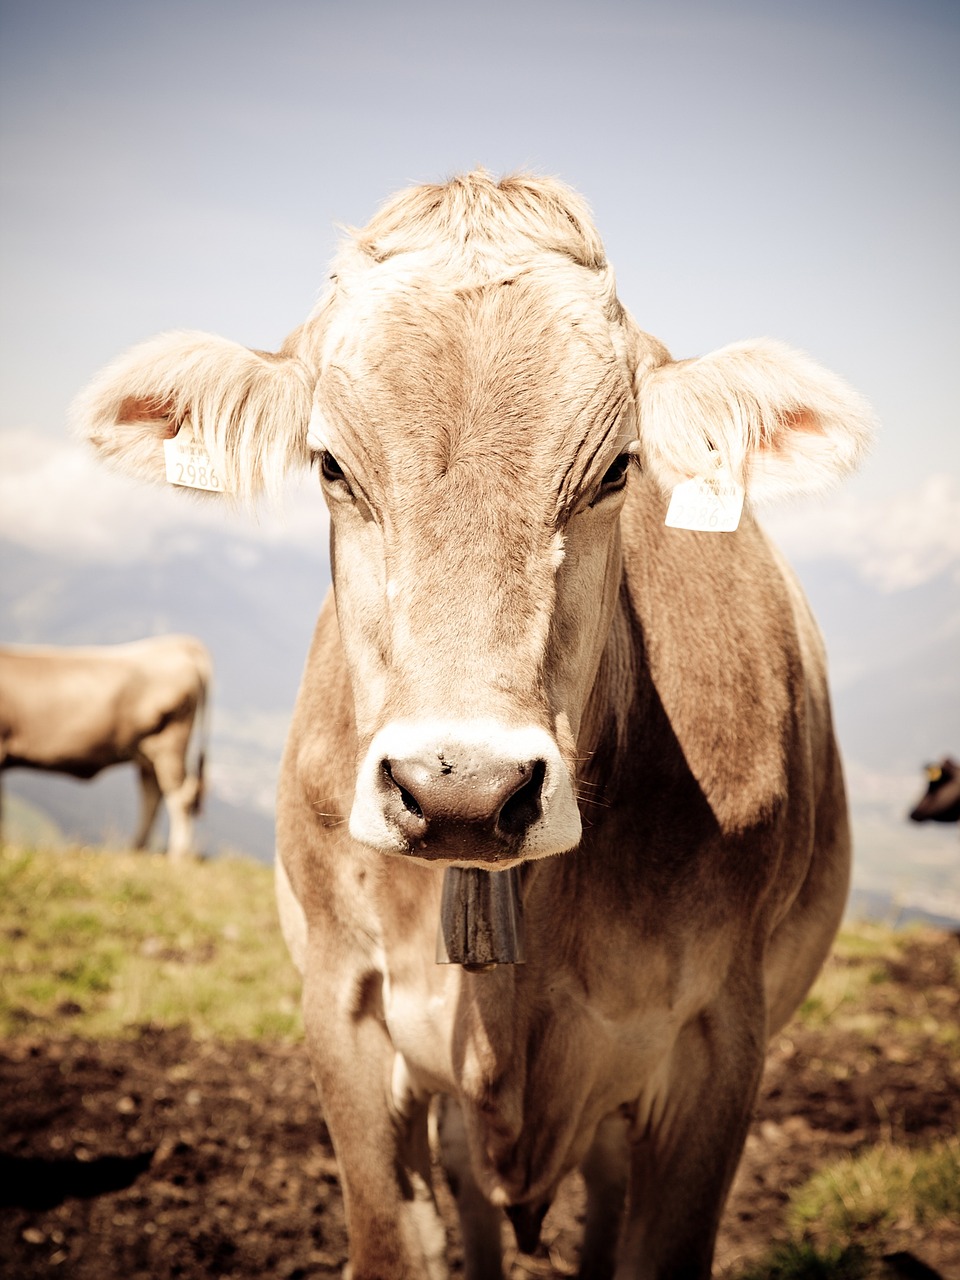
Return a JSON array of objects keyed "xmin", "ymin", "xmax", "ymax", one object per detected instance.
[
  {"xmin": 73, "ymin": 171, "xmax": 874, "ymax": 1278},
  {"xmin": 0, "ymin": 635, "xmax": 210, "ymax": 860},
  {"xmin": 909, "ymin": 758, "xmax": 960, "ymax": 825}
]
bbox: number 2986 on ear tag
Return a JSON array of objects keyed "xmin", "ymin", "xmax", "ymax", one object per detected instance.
[
  {"xmin": 163, "ymin": 427, "xmax": 227, "ymax": 493},
  {"xmin": 665, "ymin": 471, "xmax": 744, "ymax": 533}
]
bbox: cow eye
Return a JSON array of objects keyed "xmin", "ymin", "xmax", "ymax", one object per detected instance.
[
  {"xmin": 319, "ymin": 450, "xmax": 353, "ymax": 496},
  {"xmin": 599, "ymin": 453, "xmax": 631, "ymax": 493}
]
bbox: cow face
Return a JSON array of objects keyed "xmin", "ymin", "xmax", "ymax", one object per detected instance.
[{"xmin": 309, "ymin": 266, "xmax": 642, "ymax": 866}]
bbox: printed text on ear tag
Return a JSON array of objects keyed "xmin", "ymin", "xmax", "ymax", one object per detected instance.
[
  {"xmin": 664, "ymin": 469, "xmax": 744, "ymax": 532},
  {"xmin": 163, "ymin": 425, "xmax": 228, "ymax": 493}
]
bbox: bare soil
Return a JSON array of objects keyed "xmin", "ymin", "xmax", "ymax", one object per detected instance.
[{"xmin": 2, "ymin": 931, "xmax": 958, "ymax": 1280}]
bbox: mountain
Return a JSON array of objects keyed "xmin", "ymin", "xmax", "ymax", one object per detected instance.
[
  {"xmin": 787, "ymin": 558, "xmax": 960, "ymax": 773},
  {"xmin": 0, "ymin": 530, "xmax": 329, "ymax": 862},
  {"xmin": 5, "ymin": 771, "xmax": 277, "ymax": 864},
  {"xmin": 0, "ymin": 537, "xmax": 326, "ymax": 712}
]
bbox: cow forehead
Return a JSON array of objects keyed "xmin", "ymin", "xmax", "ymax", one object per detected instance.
[
  {"xmin": 315, "ymin": 267, "xmax": 635, "ymax": 483},
  {"xmin": 326, "ymin": 250, "xmax": 625, "ymax": 364}
]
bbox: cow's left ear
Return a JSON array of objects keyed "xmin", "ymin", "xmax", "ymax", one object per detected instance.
[
  {"xmin": 72, "ymin": 330, "xmax": 316, "ymax": 501},
  {"xmin": 635, "ymin": 339, "xmax": 875, "ymax": 501}
]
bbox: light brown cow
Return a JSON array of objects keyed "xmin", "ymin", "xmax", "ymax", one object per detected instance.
[
  {"xmin": 74, "ymin": 172, "xmax": 874, "ymax": 1278},
  {"xmin": 0, "ymin": 636, "xmax": 210, "ymax": 860}
]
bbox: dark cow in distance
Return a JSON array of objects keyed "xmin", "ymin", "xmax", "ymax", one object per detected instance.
[
  {"xmin": 74, "ymin": 172, "xmax": 874, "ymax": 1278},
  {"xmin": 909, "ymin": 758, "xmax": 960, "ymax": 825},
  {"xmin": 0, "ymin": 636, "xmax": 210, "ymax": 860}
]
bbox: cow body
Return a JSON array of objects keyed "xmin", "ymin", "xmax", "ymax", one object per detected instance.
[
  {"xmin": 276, "ymin": 498, "xmax": 849, "ymax": 1276},
  {"xmin": 74, "ymin": 173, "xmax": 874, "ymax": 1277},
  {"xmin": 0, "ymin": 636, "xmax": 210, "ymax": 859}
]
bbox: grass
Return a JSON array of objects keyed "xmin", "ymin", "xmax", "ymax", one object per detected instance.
[
  {"xmin": 731, "ymin": 1140, "xmax": 960, "ymax": 1279},
  {"xmin": 731, "ymin": 922, "xmax": 959, "ymax": 1279},
  {"xmin": 797, "ymin": 922, "xmax": 959, "ymax": 1049},
  {"xmin": 0, "ymin": 843, "xmax": 302, "ymax": 1041},
  {"xmin": 796, "ymin": 923, "xmax": 899, "ymax": 1028},
  {"xmin": 734, "ymin": 1242, "xmax": 870, "ymax": 1280},
  {"xmin": 790, "ymin": 1137, "xmax": 960, "ymax": 1238},
  {"xmin": 3, "ymin": 842, "xmax": 956, "ymax": 1277}
]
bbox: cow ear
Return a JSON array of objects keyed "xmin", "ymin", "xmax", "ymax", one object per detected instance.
[
  {"xmin": 635, "ymin": 339, "xmax": 875, "ymax": 502},
  {"xmin": 71, "ymin": 331, "xmax": 316, "ymax": 501}
]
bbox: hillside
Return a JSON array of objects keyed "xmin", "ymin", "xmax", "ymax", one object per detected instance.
[{"xmin": 1, "ymin": 845, "xmax": 958, "ymax": 1279}]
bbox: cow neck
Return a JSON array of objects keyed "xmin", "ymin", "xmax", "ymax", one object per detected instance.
[{"xmin": 574, "ymin": 575, "xmax": 642, "ymax": 808}]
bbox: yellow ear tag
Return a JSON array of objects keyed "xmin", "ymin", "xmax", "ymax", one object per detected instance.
[
  {"xmin": 163, "ymin": 424, "xmax": 229, "ymax": 493},
  {"xmin": 665, "ymin": 456, "xmax": 744, "ymax": 533}
]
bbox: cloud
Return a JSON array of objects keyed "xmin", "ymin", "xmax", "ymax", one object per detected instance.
[
  {"xmin": 0, "ymin": 429, "xmax": 329, "ymax": 564},
  {"xmin": 761, "ymin": 474, "xmax": 960, "ymax": 592}
]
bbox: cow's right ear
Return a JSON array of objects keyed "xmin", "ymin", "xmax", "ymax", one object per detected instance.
[{"xmin": 71, "ymin": 331, "xmax": 316, "ymax": 501}]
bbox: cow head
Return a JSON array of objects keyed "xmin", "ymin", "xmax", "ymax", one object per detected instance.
[
  {"xmin": 74, "ymin": 171, "xmax": 873, "ymax": 869},
  {"xmin": 909, "ymin": 758, "xmax": 960, "ymax": 824}
]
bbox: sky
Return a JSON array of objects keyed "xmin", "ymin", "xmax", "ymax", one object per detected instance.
[{"xmin": 0, "ymin": 0, "xmax": 958, "ymax": 572}]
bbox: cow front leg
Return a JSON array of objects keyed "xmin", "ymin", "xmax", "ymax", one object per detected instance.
[
  {"xmin": 436, "ymin": 1095, "xmax": 504, "ymax": 1280},
  {"xmin": 304, "ymin": 961, "xmax": 449, "ymax": 1280},
  {"xmin": 137, "ymin": 725, "xmax": 198, "ymax": 860},
  {"xmin": 161, "ymin": 780, "xmax": 197, "ymax": 861},
  {"xmin": 578, "ymin": 1113, "xmax": 628, "ymax": 1279},
  {"xmin": 618, "ymin": 1000, "xmax": 766, "ymax": 1280}
]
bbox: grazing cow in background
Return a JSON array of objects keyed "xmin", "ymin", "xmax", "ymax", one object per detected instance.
[
  {"xmin": 74, "ymin": 172, "xmax": 874, "ymax": 1278},
  {"xmin": 0, "ymin": 635, "xmax": 210, "ymax": 860},
  {"xmin": 909, "ymin": 758, "xmax": 960, "ymax": 825}
]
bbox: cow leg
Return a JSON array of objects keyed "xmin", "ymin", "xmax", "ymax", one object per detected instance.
[
  {"xmin": 303, "ymin": 960, "xmax": 449, "ymax": 1280},
  {"xmin": 137, "ymin": 726, "xmax": 197, "ymax": 860},
  {"xmin": 161, "ymin": 781, "xmax": 197, "ymax": 861},
  {"xmin": 436, "ymin": 1095, "xmax": 504, "ymax": 1280},
  {"xmin": 616, "ymin": 995, "xmax": 765, "ymax": 1280},
  {"xmin": 578, "ymin": 1114, "xmax": 628, "ymax": 1280},
  {"xmin": 133, "ymin": 762, "xmax": 163, "ymax": 850}
]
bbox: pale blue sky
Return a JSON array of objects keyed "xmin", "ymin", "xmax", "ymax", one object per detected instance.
[{"xmin": 1, "ymin": 0, "xmax": 958, "ymax": 502}]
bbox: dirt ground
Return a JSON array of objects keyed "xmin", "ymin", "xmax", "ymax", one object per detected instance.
[{"xmin": 2, "ymin": 931, "xmax": 958, "ymax": 1280}]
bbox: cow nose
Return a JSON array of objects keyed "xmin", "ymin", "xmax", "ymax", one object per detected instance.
[
  {"xmin": 381, "ymin": 754, "xmax": 547, "ymax": 843},
  {"xmin": 349, "ymin": 719, "xmax": 582, "ymax": 862}
]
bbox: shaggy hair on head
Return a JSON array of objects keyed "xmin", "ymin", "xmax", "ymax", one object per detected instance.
[{"xmin": 348, "ymin": 169, "xmax": 608, "ymax": 273}]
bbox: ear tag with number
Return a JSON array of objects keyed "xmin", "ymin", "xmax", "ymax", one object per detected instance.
[
  {"xmin": 163, "ymin": 424, "xmax": 229, "ymax": 494},
  {"xmin": 665, "ymin": 456, "xmax": 744, "ymax": 533}
]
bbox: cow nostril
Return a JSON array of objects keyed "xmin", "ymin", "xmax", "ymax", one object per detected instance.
[
  {"xmin": 380, "ymin": 752, "xmax": 550, "ymax": 845},
  {"xmin": 498, "ymin": 759, "xmax": 546, "ymax": 838},
  {"xmin": 381, "ymin": 760, "xmax": 424, "ymax": 821}
]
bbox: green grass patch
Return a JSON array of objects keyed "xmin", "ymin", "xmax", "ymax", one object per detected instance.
[
  {"xmin": 796, "ymin": 923, "xmax": 956, "ymax": 1048},
  {"xmin": 794, "ymin": 927, "xmax": 895, "ymax": 1030},
  {"xmin": 0, "ymin": 844, "xmax": 302, "ymax": 1041},
  {"xmin": 789, "ymin": 1137, "xmax": 960, "ymax": 1238},
  {"xmin": 732, "ymin": 1139, "xmax": 960, "ymax": 1279},
  {"xmin": 733, "ymin": 1241, "xmax": 870, "ymax": 1280}
]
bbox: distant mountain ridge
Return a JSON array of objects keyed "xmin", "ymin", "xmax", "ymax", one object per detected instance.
[
  {"xmin": 1, "ymin": 529, "xmax": 328, "ymax": 861},
  {"xmin": 5, "ymin": 773, "xmax": 277, "ymax": 864},
  {"xmin": 2, "ymin": 530, "xmax": 957, "ymax": 912},
  {"xmin": 789, "ymin": 556, "xmax": 960, "ymax": 773}
]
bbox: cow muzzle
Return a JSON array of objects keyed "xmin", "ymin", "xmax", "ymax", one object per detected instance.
[{"xmin": 349, "ymin": 719, "xmax": 582, "ymax": 866}]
